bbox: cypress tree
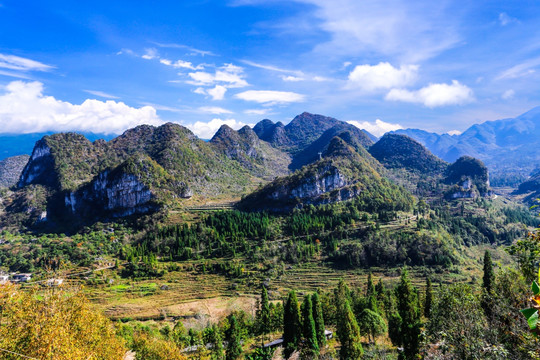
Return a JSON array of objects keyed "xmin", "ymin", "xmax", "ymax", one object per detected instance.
[
  {"xmin": 225, "ymin": 315, "xmax": 242, "ymax": 360},
  {"xmin": 311, "ymin": 293, "xmax": 326, "ymax": 348},
  {"xmin": 258, "ymin": 286, "xmax": 271, "ymax": 335},
  {"xmin": 337, "ymin": 299, "xmax": 364, "ymax": 360},
  {"xmin": 396, "ymin": 269, "xmax": 422, "ymax": 360},
  {"xmin": 301, "ymin": 296, "xmax": 319, "ymax": 355},
  {"xmin": 483, "ymin": 250, "xmax": 495, "ymax": 294},
  {"xmin": 424, "ymin": 277, "xmax": 432, "ymax": 318},
  {"xmin": 283, "ymin": 291, "xmax": 301, "ymax": 357}
]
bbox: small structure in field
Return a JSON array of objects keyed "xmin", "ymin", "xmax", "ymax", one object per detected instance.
[
  {"xmin": 262, "ymin": 330, "xmax": 333, "ymax": 348},
  {"xmin": 11, "ymin": 273, "xmax": 32, "ymax": 282}
]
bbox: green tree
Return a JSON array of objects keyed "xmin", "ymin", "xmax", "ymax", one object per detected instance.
[
  {"xmin": 301, "ymin": 295, "xmax": 319, "ymax": 355},
  {"xmin": 211, "ymin": 324, "xmax": 225, "ymax": 360},
  {"xmin": 311, "ymin": 293, "xmax": 326, "ymax": 348},
  {"xmin": 225, "ymin": 315, "xmax": 242, "ymax": 360},
  {"xmin": 366, "ymin": 272, "xmax": 375, "ymax": 297},
  {"xmin": 424, "ymin": 277, "xmax": 432, "ymax": 318},
  {"xmin": 395, "ymin": 269, "xmax": 422, "ymax": 360},
  {"xmin": 257, "ymin": 286, "xmax": 271, "ymax": 336},
  {"xmin": 283, "ymin": 291, "xmax": 302, "ymax": 356},
  {"xmin": 358, "ymin": 309, "xmax": 387, "ymax": 344},
  {"xmin": 336, "ymin": 299, "xmax": 364, "ymax": 360},
  {"xmin": 483, "ymin": 250, "xmax": 495, "ymax": 294}
]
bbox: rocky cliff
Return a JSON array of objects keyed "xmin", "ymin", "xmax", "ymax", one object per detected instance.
[{"xmin": 0, "ymin": 155, "xmax": 29, "ymax": 188}]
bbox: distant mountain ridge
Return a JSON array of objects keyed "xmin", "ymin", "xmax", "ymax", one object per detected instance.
[{"xmin": 393, "ymin": 106, "xmax": 540, "ymax": 181}]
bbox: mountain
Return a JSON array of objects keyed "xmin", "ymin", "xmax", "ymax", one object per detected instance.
[
  {"xmin": 0, "ymin": 155, "xmax": 29, "ymax": 188},
  {"xmin": 0, "ymin": 132, "xmax": 115, "ymax": 161},
  {"xmin": 393, "ymin": 106, "xmax": 540, "ymax": 184},
  {"xmin": 8, "ymin": 123, "xmax": 264, "ymax": 227},
  {"xmin": 444, "ymin": 156, "xmax": 491, "ymax": 199},
  {"xmin": 210, "ymin": 124, "xmax": 291, "ymax": 178},
  {"xmin": 238, "ymin": 136, "xmax": 413, "ymax": 212},
  {"xmin": 290, "ymin": 122, "xmax": 374, "ymax": 170},
  {"xmin": 369, "ymin": 134, "xmax": 447, "ymax": 175}
]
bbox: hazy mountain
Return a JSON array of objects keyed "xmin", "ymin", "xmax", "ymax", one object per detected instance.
[
  {"xmin": 393, "ymin": 106, "xmax": 540, "ymax": 183},
  {"xmin": 0, "ymin": 155, "xmax": 30, "ymax": 188}
]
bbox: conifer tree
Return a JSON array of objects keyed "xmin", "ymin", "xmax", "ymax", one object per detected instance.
[
  {"xmin": 337, "ymin": 299, "xmax": 364, "ymax": 360},
  {"xmin": 395, "ymin": 269, "xmax": 422, "ymax": 360},
  {"xmin": 366, "ymin": 272, "xmax": 375, "ymax": 297},
  {"xmin": 301, "ymin": 296, "xmax": 319, "ymax": 355},
  {"xmin": 311, "ymin": 293, "xmax": 326, "ymax": 348},
  {"xmin": 225, "ymin": 315, "xmax": 242, "ymax": 360},
  {"xmin": 211, "ymin": 325, "xmax": 224, "ymax": 360},
  {"xmin": 483, "ymin": 250, "xmax": 495, "ymax": 294},
  {"xmin": 424, "ymin": 277, "xmax": 432, "ymax": 318},
  {"xmin": 283, "ymin": 291, "xmax": 301, "ymax": 356},
  {"xmin": 258, "ymin": 286, "xmax": 271, "ymax": 335}
]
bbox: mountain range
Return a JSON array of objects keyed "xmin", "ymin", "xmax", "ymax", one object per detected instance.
[
  {"xmin": 393, "ymin": 106, "xmax": 540, "ymax": 184},
  {"xmin": 0, "ymin": 111, "xmax": 496, "ymax": 230}
]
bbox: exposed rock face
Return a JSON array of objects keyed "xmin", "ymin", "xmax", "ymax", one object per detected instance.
[
  {"xmin": 18, "ymin": 140, "xmax": 55, "ymax": 188},
  {"xmin": 66, "ymin": 170, "xmax": 155, "ymax": 217},
  {"xmin": 274, "ymin": 164, "xmax": 348, "ymax": 200}
]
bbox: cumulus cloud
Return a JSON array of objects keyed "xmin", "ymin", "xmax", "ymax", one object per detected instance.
[
  {"xmin": 198, "ymin": 106, "xmax": 233, "ymax": 115},
  {"xmin": 187, "ymin": 64, "xmax": 248, "ymax": 88},
  {"xmin": 186, "ymin": 118, "xmax": 255, "ymax": 139},
  {"xmin": 502, "ymin": 89, "xmax": 515, "ymax": 100},
  {"xmin": 0, "ymin": 81, "xmax": 163, "ymax": 134},
  {"xmin": 0, "ymin": 53, "xmax": 53, "ymax": 72},
  {"xmin": 281, "ymin": 75, "xmax": 305, "ymax": 82},
  {"xmin": 235, "ymin": 90, "xmax": 305, "ymax": 105},
  {"xmin": 347, "ymin": 119, "xmax": 403, "ymax": 137},
  {"xmin": 447, "ymin": 130, "xmax": 462, "ymax": 136},
  {"xmin": 207, "ymin": 85, "xmax": 227, "ymax": 100},
  {"xmin": 385, "ymin": 80, "xmax": 474, "ymax": 107},
  {"xmin": 347, "ymin": 62, "xmax": 418, "ymax": 91}
]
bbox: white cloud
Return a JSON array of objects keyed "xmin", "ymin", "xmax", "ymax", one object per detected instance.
[
  {"xmin": 285, "ymin": 0, "xmax": 460, "ymax": 63},
  {"xmin": 187, "ymin": 63, "xmax": 248, "ymax": 88},
  {"xmin": 141, "ymin": 48, "xmax": 158, "ymax": 60},
  {"xmin": 347, "ymin": 119, "xmax": 403, "ymax": 137},
  {"xmin": 198, "ymin": 106, "xmax": 233, "ymax": 115},
  {"xmin": 447, "ymin": 130, "xmax": 462, "ymax": 136},
  {"xmin": 160, "ymin": 58, "xmax": 203, "ymax": 70},
  {"xmin": 152, "ymin": 42, "xmax": 216, "ymax": 57},
  {"xmin": 235, "ymin": 90, "xmax": 305, "ymax": 105},
  {"xmin": 0, "ymin": 81, "xmax": 163, "ymax": 134},
  {"xmin": 0, "ymin": 53, "xmax": 53, "ymax": 72},
  {"xmin": 281, "ymin": 75, "xmax": 305, "ymax": 82},
  {"xmin": 502, "ymin": 89, "xmax": 515, "ymax": 100},
  {"xmin": 347, "ymin": 62, "xmax": 418, "ymax": 91},
  {"xmin": 496, "ymin": 57, "xmax": 540, "ymax": 80},
  {"xmin": 241, "ymin": 60, "xmax": 303, "ymax": 75},
  {"xmin": 499, "ymin": 12, "xmax": 517, "ymax": 26},
  {"xmin": 207, "ymin": 85, "xmax": 227, "ymax": 100},
  {"xmin": 194, "ymin": 87, "xmax": 206, "ymax": 95},
  {"xmin": 83, "ymin": 90, "xmax": 119, "ymax": 99},
  {"xmin": 385, "ymin": 80, "xmax": 474, "ymax": 107},
  {"xmin": 186, "ymin": 118, "xmax": 255, "ymax": 139},
  {"xmin": 244, "ymin": 108, "xmax": 272, "ymax": 115}
]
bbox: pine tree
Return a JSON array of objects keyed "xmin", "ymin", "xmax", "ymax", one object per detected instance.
[
  {"xmin": 483, "ymin": 250, "xmax": 495, "ymax": 294},
  {"xmin": 301, "ymin": 296, "xmax": 319, "ymax": 355},
  {"xmin": 424, "ymin": 277, "xmax": 432, "ymax": 318},
  {"xmin": 225, "ymin": 315, "xmax": 242, "ymax": 360},
  {"xmin": 258, "ymin": 286, "xmax": 271, "ymax": 335},
  {"xmin": 283, "ymin": 291, "xmax": 301, "ymax": 357},
  {"xmin": 311, "ymin": 293, "xmax": 326, "ymax": 348},
  {"xmin": 337, "ymin": 299, "xmax": 364, "ymax": 360},
  {"xmin": 395, "ymin": 269, "xmax": 422, "ymax": 360}
]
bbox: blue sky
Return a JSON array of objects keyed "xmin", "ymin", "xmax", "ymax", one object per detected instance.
[{"xmin": 0, "ymin": 0, "xmax": 539, "ymax": 138}]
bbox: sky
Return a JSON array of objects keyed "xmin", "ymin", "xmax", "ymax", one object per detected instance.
[{"xmin": 0, "ymin": 0, "xmax": 539, "ymax": 139}]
